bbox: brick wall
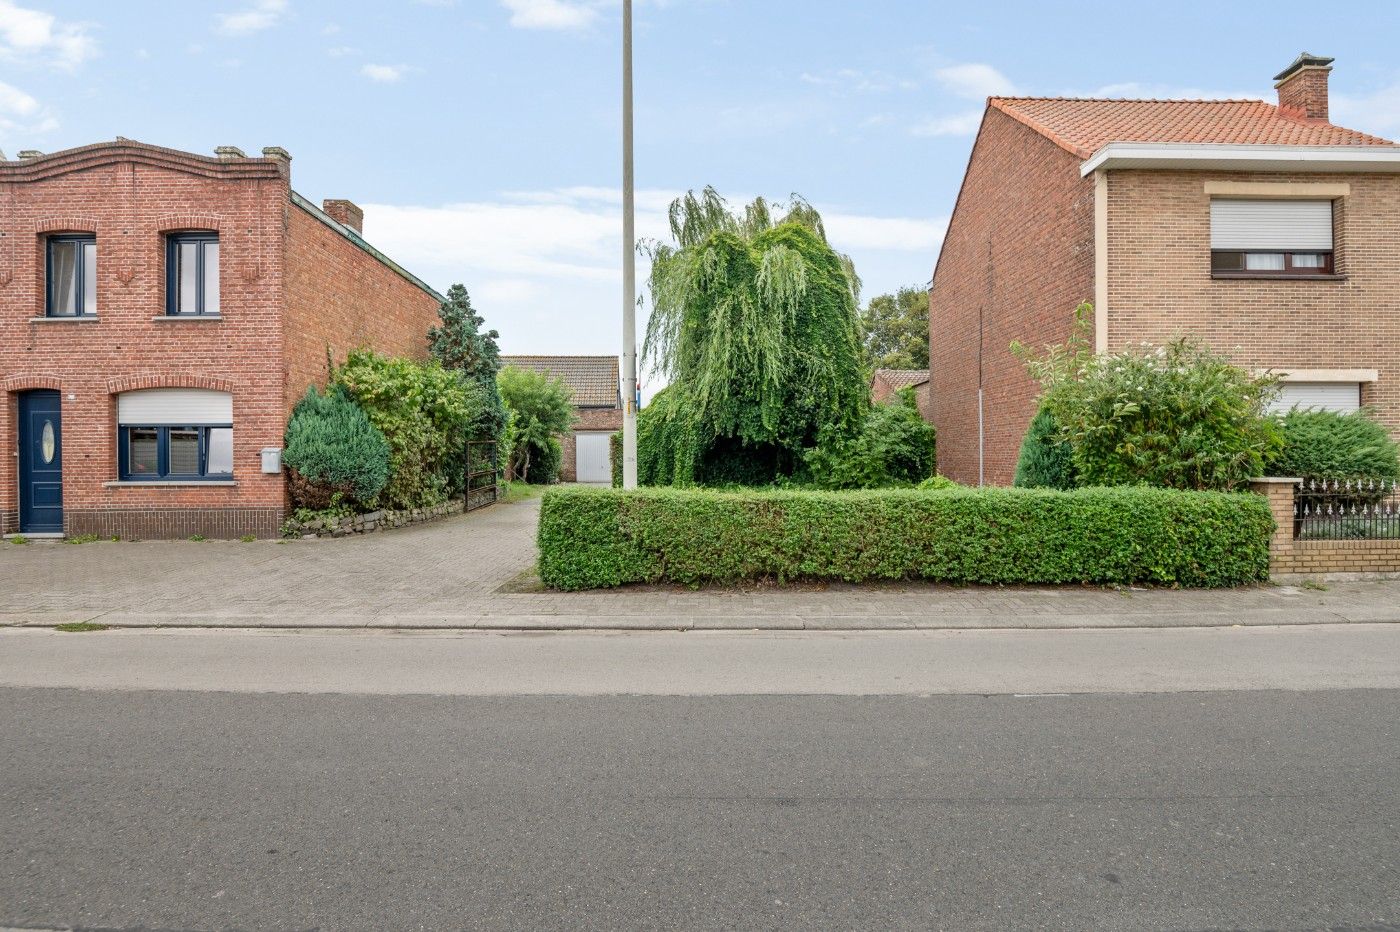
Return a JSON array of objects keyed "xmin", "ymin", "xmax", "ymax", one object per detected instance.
[
  {"xmin": 1252, "ymin": 478, "xmax": 1400, "ymax": 577},
  {"xmin": 0, "ymin": 144, "xmax": 289, "ymax": 537},
  {"xmin": 928, "ymin": 108, "xmax": 1095, "ymax": 485},
  {"xmin": 281, "ymin": 204, "xmax": 444, "ymax": 414},
  {"xmin": 1105, "ymin": 169, "xmax": 1400, "ymax": 438}
]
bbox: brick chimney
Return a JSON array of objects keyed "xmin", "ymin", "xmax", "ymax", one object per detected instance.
[
  {"xmin": 322, "ymin": 199, "xmax": 364, "ymax": 234},
  {"xmin": 1275, "ymin": 52, "xmax": 1334, "ymax": 121}
]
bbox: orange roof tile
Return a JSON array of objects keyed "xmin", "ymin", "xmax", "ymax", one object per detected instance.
[
  {"xmin": 501, "ymin": 355, "xmax": 621, "ymax": 408},
  {"xmin": 988, "ymin": 97, "xmax": 1395, "ymax": 160}
]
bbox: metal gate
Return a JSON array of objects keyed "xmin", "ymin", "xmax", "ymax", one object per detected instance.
[{"xmin": 466, "ymin": 440, "xmax": 499, "ymax": 511}]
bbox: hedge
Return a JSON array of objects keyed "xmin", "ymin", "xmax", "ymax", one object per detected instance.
[{"xmin": 537, "ymin": 485, "xmax": 1273, "ymax": 591}]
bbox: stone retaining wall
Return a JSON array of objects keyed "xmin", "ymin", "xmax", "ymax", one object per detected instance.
[
  {"xmin": 1252, "ymin": 477, "xmax": 1400, "ymax": 579},
  {"xmin": 284, "ymin": 497, "xmax": 466, "ymax": 539}
]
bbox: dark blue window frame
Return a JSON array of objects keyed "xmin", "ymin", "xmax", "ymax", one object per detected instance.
[
  {"xmin": 46, "ymin": 234, "xmax": 97, "ymax": 317},
  {"xmin": 118, "ymin": 425, "xmax": 234, "ymax": 481},
  {"xmin": 166, "ymin": 232, "xmax": 220, "ymax": 316}
]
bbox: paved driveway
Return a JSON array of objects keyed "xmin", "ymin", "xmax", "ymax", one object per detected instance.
[{"xmin": 4, "ymin": 496, "xmax": 1400, "ymax": 629}]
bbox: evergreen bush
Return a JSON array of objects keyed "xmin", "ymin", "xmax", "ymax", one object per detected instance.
[
  {"xmin": 1272, "ymin": 408, "xmax": 1400, "ymax": 481},
  {"xmin": 1013, "ymin": 408, "xmax": 1077, "ymax": 489},
  {"xmin": 282, "ymin": 384, "xmax": 390, "ymax": 510}
]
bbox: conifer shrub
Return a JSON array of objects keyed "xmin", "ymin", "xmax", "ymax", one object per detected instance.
[
  {"xmin": 282, "ymin": 385, "xmax": 390, "ymax": 510},
  {"xmin": 1013, "ymin": 408, "xmax": 1077, "ymax": 490},
  {"xmin": 1271, "ymin": 408, "xmax": 1400, "ymax": 481}
]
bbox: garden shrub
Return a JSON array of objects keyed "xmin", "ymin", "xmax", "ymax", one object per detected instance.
[
  {"xmin": 611, "ymin": 430, "xmax": 623, "ymax": 488},
  {"xmin": 498, "ymin": 365, "xmax": 573, "ymax": 483},
  {"xmin": 1018, "ymin": 303, "xmax": 1281, "ymax": 491},
  {"xmin": 1271, "ymin": 408, "xmax": 1400, "ymax": 481},
  {"xmin": 1013, "ymin": 408, "xmax": 1076, "ymax": 490},
  {"xmin": 282, "ymin": 384, "xmax": 390, "ymax": 510},
  {"xmin": 334, "ymin": 349, "xmax": 479, "ymax": 509},
  {"xmin": 804, "ymin": 394, "xmax": 936, "ymax": 489},
  {"xmin": 428, "ymin": 284, "xmax": 508, "ymax": 489},
  {"xmin": 917, "ymin": 475, "xmax": 962, "ymax": 490},
  {"xmin": 537, "ymin": 485, "xmax": 1272, "ymax": 591}
]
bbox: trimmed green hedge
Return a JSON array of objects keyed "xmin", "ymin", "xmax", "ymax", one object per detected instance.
[{"xmin": 537, "ymin": 485, "xmax": 1272, "ymax": 590}]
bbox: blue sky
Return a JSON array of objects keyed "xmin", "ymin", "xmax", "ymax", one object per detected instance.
[{"xmin": 4, "ymin": 0, "xmax": 1400, "ymax": 377}]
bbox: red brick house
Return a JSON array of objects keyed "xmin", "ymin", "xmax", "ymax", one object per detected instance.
[
  {"xmin": 500, "ymin": 355, "xmax": 621, "ymax": 483},
  {"xmin": 929, "ymin": 54, "xmax": 1400, "ymax": 485},
  {"xmin": 1, "ymin": 140, "xmax": 444, "ymax": 538}
]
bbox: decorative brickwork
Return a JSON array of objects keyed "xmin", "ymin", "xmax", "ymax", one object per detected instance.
[{"xmin": 66, "ymin": 507, "xmax": 281, "ymax": 540}]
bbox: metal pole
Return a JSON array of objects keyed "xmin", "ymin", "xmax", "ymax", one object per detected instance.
[{"xmin": 620, "ymin": 0, "xmax": 639, "ymax": 490}]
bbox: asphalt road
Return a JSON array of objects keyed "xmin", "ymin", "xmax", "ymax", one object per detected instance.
[{"xmin": 2, "ymin": 628, "xmax": 1399, "ymax": 931}]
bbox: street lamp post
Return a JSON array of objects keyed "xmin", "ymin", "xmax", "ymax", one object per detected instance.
[{"xmin": 620, "ymin": 0, "xmax": 639, "ymax": 490}]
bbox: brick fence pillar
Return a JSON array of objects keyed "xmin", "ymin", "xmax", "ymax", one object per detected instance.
[{"xmin": 1250, "ymin": 477, "xmax": 1301, "ymax": 575}]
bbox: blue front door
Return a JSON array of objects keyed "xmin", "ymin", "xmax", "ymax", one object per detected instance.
[{"xmin": 18, "ymin": 390, "xmax": 63, "ymax": 534}]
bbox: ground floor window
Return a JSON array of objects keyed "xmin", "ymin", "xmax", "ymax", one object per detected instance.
[
  {"xmin": 119, "ymin": 425, "xmax": 233, "ymax": 480},
  {"xmin": 1268, "ymin": 382, "xmax": 1362, "ymax": 415}
]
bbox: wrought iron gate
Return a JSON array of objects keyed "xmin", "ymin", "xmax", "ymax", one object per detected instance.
[{"xmin": 466, "ymin": 440, "xmax": 500, "ymax": 511}]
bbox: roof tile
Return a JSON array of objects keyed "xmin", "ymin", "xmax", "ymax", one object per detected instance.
[
  {"xmin": 988, "ymin": 97, "xmax": 1395, "ymax": 160},
  {"xmin": 501, "ymin": 355, "xmax": 621, "ymax": 408}
]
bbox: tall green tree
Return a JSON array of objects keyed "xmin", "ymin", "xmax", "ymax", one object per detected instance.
[
  {"xmin": 498, "ymin": 366, "xmax": 575, "ymax": 483},
  {"xmin": 427, "ymin": 284, "xmax": 506, "ymax": 444},
  {"xmin": 640, "ymin": 187, "xmax": 867, "ymax": 485},
  {"xmin": 860, "ymin": 285, "xmax": 929, "ymax": 371}
]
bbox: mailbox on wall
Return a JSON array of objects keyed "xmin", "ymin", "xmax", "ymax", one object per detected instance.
[{"xmin": 260, "ymin": 448, "xmax": 282, "ymax": 474}]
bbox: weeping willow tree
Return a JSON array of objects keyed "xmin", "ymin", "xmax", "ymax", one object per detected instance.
[{"xmin": 639, "ymin": 188, "xmax": 867, "ymax": 485}]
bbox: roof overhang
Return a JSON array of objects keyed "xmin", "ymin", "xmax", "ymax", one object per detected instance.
[{"xmin": 1080, "ymin": 142, "xmax": 1400, "ymax": 177}]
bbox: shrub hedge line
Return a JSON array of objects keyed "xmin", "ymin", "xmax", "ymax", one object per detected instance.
[{"xmin": 537, "ymin": 485, "xmax": 1273, "ymax": 591}]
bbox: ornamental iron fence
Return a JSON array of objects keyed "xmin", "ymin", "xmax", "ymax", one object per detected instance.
[{"xmin": 1294, "ymin": 477, "xmax": 1400, "ymax": 541}]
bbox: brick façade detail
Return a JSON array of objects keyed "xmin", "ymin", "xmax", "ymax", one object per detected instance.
[
  {"xmin": 0, "ymin": 141, "xmax": 443, "ymax": 538},
  {"xmin": 1105, "ymin": 169, "xmax": 1400, "ymax": 439},
  {"xmin": 928, "ymin": 107, "xmax": 1095, "ymax": 486}
]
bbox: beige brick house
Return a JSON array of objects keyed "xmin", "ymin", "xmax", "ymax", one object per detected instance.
[
  {"xmin": 929, "ymin": 53, "xmax": 1400, "ymax": 485},
  {"xmin": 500, "ymin": 355, "xmax": 621, "ymax": 483}
]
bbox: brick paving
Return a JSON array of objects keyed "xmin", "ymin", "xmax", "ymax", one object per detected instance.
[{"xmin": 3, "ymin": 496, "xmax": 1399, "ymax": 630}]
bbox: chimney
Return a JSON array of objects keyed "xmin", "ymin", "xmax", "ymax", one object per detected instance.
[
  {"xmin": 214, "ymin": 145, "xmax": 246, "ymax": 160},
  {"xmin": 1275, "ymin": 52, "xmax": 1334, "ymax": 121},
  {"xmin": 17, "ymin": 150, "xmax": 43, "ymax": 161},
  {"xmin": 322, "ymin": 199, "xmax": 364, "ymax": 234}
]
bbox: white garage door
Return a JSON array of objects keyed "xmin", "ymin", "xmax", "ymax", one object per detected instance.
[
  {"xmin": 575, "ymin": 432, "xmax": 613, "ymax": 483},
  {"xmin": 1269, "ymin": 382, "xmax": 1361, "ymax": 415}
]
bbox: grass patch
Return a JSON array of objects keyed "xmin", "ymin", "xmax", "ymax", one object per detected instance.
[
  {"xmin": 55, "ymin": 621, "xmax": 109, "ymax": 633},
  {"xmin": 239, "ymin": 534, "xmax": 257, "ymax": 543},
  {"xmin": 64, "ymin": 533, "xmax": 99, "ymax": 545},
  {"xmin": 503, "ymin": 481, "xmax": 548, "ymax": 503},
  {"xmin": 7, "ymin": 535, "xmax": 28, "ymax": 545},
  {"xmin": 1301, "ymin": 579, "xmax": 1330, "ymax": 591},
  {"xmin": 188, "ymin": 534, "xmax": 208, "ymax": 542}
]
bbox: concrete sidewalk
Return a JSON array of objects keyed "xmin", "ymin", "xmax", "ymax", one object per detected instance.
[{"xmin": 4, "ymin": 496, "xmax": 1400, "ymax": 631}]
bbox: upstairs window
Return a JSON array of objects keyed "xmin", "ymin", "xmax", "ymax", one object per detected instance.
[
  {"xmin": 46, "ymin": 235, "xmax": 97, "ymax": 316},
  {"xmin": 1210, "ymin": 199, "xmax": 1334, "ymax": 276},
  {"xmin": 167, "ymin": 232, "xmax": 220, "ymax": 316}
]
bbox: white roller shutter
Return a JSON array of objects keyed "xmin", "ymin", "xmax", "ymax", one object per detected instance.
[
  {"xmin": 118, "ymin": 389, "xmax": 233, "ymax": 424},
  {"xmin": 1210, "ymin": 199, "xmax": 1333, "ymax": 251},
  {"xmin": 1269, "ymin": 382, "xmax": 1360, "ymax": 415}
]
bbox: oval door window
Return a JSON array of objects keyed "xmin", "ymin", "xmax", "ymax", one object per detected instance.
[{"xmin": 41, "ymin": 420, "xmax": 55, "ymax": 464}]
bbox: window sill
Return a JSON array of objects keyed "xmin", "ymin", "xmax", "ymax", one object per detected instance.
[
  {"xmin": 29, "ymin": 315, "xmax": 100, "ymax": 323},
  {"xmin": 152, "ymin": 315, "xmax": 222, "ymax": 321},
  {"xmin": 1211, "ymin": 273, "xmax": 1347, "ymax": 282},
  {"xmin": 103, "ymin": 480, "xmax": 238, "ymax": 488}
]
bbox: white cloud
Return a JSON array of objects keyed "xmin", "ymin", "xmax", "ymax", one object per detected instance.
[
  {"xmin": 800, "ymin": 68, "xmax": 917, "ymax": 94},
  {"xmin": 500, "ymin": 0, "xmax": 597, "ymax": 31},
  {"xmin": 326, "ymin": 45, "xmax": 358, "ymax": 58},
  {"xmin": 1322, "ymin": 82, "xmax": 1400, "ymax": 134},
  {"xmin": 215, "ymin": 0, "xmax": 288, "ymax": 37},
  {"xmin": 0, "ymin": 79, "xmax": 58, "ymax": 135},
  {"xmin": 910, "ymin": 111, "xmax": 983, "ymax": 137},
  {"xmin": 361, "ymin": 63, "xmax": 411, "ymax": 83},
  {"xmin": 0, "ymin": 0, "xmax": 97, "ymax": 70},
  {"xmin": 933, "ymin": 62, "xmax": 1016, "ymax": 100},
  {"xmin": 359, "ymin": 187, "xmax": 940, "ymax": 363},
  {"xmin": 1090, "ymin": 81, "xmax": 1261, "ymax": 101}
]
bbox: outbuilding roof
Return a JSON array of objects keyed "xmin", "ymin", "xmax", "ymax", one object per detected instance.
[
  {"xmin": 987, "ymin": 97, "xmax": 1395, "ymax": 160},
  {"xmin": 501, "ymin": 355, "xmax": 621, "ymax": 408},
  {"xmin": 872, "ymin": 369, "xmax": 930, "ymax": 391}
]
